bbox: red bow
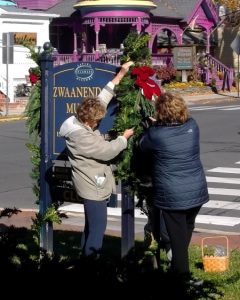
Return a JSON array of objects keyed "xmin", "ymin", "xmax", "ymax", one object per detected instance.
[
  {"xmin": 29, "ymin": 72, "xmax": 39, "ymax": 85},
  {"xmin": 131, "ymin": 66, "xmax": 161, "ymax": 100}
]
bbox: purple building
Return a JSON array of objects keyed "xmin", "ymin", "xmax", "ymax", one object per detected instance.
[{"xmin": 14, "ymin": 0, "xmax": 234, "ymax": 88}]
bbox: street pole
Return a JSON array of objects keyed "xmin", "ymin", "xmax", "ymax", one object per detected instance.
[
  {"xmin": 2, "ymin": 32, "xmax": 13, "ymax": 115},
  {"xmin": 5, "ymin": 33, "xmax": 10, "ymax": 116}
]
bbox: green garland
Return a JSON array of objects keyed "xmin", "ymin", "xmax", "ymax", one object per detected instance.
[
  {"xmin": 111, "ymin": 31, "xmax": 155, "ymax": 187},
  {"xmin": 22, "ymin": 42, "xmax": 62, "ymax": 244},
  {"xmin": 23, "ymin": 32, "xmax": 156, "ymax": 243},
  {"xmin": 111, "ymin": 31, "xmax": 161, "ymax": 253}
]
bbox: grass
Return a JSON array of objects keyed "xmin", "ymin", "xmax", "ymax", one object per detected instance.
[{"xmin": 0, "ymin": 222, "xmax": 239, "ymax": 299}]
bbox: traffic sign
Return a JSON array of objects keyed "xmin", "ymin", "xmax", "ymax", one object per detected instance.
[{"xmin": 2, "ymin": 32, "xmax": 14, "ymax": 64}]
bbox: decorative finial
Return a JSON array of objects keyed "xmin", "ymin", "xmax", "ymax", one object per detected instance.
[{"xmin": 43, "ymin": 42, "xmax": 51, "ymax": 51}]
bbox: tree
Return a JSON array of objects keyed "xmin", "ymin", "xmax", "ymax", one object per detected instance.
[{"xmin": 214, "ymin": 0, "xmax": 240, "ymax": 10}]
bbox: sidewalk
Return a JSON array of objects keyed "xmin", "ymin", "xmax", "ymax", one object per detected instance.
[
  {"xmin": 183, "ymin": 91, "xmax": 239, "ymax": 104},
  {"xmin": 1, "ymin": 210, "xmax": 239, "ymax": 250}
]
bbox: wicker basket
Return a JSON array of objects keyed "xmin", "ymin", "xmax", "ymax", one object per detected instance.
[{"xmin": 201, "ymin": 236, "xmax": 229, "ymax": 272}]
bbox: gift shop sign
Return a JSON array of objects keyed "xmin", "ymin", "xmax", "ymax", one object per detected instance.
[{"xmin": 52, "ymin": 62, "xmax": 117, "ymax": 160}]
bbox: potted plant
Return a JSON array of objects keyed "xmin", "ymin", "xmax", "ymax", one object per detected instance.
[{"xmin": 217, "ymin": 71, "xmax": 224, "ymax": 80}]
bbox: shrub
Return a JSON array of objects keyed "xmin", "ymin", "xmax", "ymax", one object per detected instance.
[{"xmin": 155, "ymin": 64, "xmax": 176, "ymax": 83}]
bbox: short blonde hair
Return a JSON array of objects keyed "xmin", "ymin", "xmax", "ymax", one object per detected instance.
[
  {"xmin": 76, "ymin": 98, "xmax": 106, "ymax": 124},
  {"xmin": 155, "ymin": 92, "xmax": 189, "ymax": 124}
]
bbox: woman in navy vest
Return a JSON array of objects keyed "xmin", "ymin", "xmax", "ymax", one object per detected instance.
[{"xmin": 139, "ymin": 92, "xmax": 209, "ymax": 284}]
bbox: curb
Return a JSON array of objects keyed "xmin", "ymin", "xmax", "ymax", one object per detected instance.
[
  {"xmin": 0, "ymin": 116, "xmax": 27, "ymax": 122},
  {"xmin": 185, "ymin": 95, "xmax": 239, "ymax": 104}
]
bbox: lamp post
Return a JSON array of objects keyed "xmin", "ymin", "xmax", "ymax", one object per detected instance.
[{"xmin": 2, "ymin": 32, "xmax": 14, "ymax": 115}]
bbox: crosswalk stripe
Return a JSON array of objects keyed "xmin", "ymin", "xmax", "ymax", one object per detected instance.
[
  {"xmin": 208, "ymin": 187, "xmax": 240, "ymax": 196},
  {"xmin": 189, "ymin": 105, "xmax": 217, "ymax": 109},
  {"xmin": 219, "ymin": 107, "xmax": 240, "ymax": 110},
  {"xmin": 190, "ymin": 107, "xmax": 219, "ymax": 111},
  {"xmin": 58, "ymin": 203, "xmax": 147, "ymax": 219},
  {"xmin": 220, "ymin": 107, "xmax": 240, "ymax": 110},
  {"xmin": 59, "ymin": 203, "xmax": 240, "ymax": 226},
  {"xmin": 207, "ymin": 167, "xmax": 240, "ymax": 174},
  {"xmin": 190, "ymin": 105, "xmax": 240, "ymax": 111},
  {"xmin": 206, "ymin": 176, "xmax": 240, "ymax": 184},
  {"xmin": 59, "ymin": 161, "xmax": 240, "ymax": 232},
  {"xmin": 61, "ymin": 201, "xmax": 240, "ymax": 215},
  {"xmin": 203, "ymin": 200, "xmax": 240, "ymax": 210},
  {"xmin": 196, "ymin": 215, "xmax": 240, "ymax": 226}
]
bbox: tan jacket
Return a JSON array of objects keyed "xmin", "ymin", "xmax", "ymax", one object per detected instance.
[{"xmin": 59, "ymin": 82, "xmax": 127, "ymax": 201}]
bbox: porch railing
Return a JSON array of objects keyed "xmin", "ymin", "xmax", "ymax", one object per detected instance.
[
  {"xmin": 52, "ymin": 52, "xmax": 234, "ymax": 91},
  {"xmin": 53, "ymin": 52, "xmax": 174, "ymax": 67},
  {"xmin": 53, "ymin": 53, "xmax": 81, "ymax": 66},
  {"xmin": 202, "ymin": 54, "xmax": 234, "ymax": 90}
]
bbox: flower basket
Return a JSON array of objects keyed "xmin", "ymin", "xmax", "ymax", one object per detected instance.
[{"xmin": 201, "ymin": 236, "xmax": 229, "ymax": 272}]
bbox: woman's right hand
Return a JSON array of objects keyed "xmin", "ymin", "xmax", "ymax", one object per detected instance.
[{"xmin": 123, "ymin": 128, "xmax": 134, "ymax": 139}]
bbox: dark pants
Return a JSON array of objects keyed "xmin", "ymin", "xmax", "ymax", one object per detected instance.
[
  {"xmin": 81, "ymin": 199, "xmax": 107, "ymax": 256},
  {"xmin": 151, "ymin": 207, "xmax": 171, "ymax": 251},
  {"xmin": 162, "ymin": 206, "xmax": 201, "ymax": 275}
]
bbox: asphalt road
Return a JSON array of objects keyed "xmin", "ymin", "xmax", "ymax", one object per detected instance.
[
  {"xmin": 191, "ymin": 101, "xmax": 240, "ymax": 169},
  {"xmin": 0, "ymin": 120, "xmax": 37, "ymax": 210},
  {"xmin": 189, "ymin": 101, "xmax": 240, "ymax": 233}
]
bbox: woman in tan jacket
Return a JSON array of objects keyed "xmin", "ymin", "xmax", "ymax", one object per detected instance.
[{"xmin": 59, "ymin": 61, "xmax": 134, "ymax": 257}]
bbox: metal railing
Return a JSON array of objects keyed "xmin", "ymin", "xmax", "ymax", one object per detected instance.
[
  {"xmin": 52, "ymin": 52, "xmax": 234, "ymax": 90},
  {"xmin": 53, "ymin": 52, "xmax": 174, "ymax": 67},
  {"xmin": 202, "ymin": 54, "xmax": 234, "ymax": 90}
]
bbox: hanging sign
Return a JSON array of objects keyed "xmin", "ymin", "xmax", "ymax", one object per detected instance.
[{"xmin": 173, "ymin": 46, "xmax": 194, "ymax": 70}]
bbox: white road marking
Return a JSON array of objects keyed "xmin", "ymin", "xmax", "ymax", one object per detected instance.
[
  {"xmin": 196, "ymin": 215, "xmax": 240, "ymax": 226},
  {"xmin": 206, "ymin": 176, "xmax": 240, "ymax": 184},
  {"xmin": 58, "ymin": 203, "xmax": 147, "ymax": 219},
  {"xmin": 203, "ymin": 200, "xmax": 240, "ymax": 210},
  {"xmin": 220, "ymin": 107, "xmax": 240, "ymax": 110},
  {"xmin": 208, "ymin": 187, "xmax": 240, "ymax": 196},
  {"xmin": 207, "ymin": 167, "xmax": 240, "ymax": 174},
  {"xmin": 190, "ymin": 105, "xmax": 240, "ymax": 111}
]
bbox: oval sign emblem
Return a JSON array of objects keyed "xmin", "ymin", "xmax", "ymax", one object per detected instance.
[{"xmin": 75, "ymin": 63, "xmax": 94, "ymax": 82}]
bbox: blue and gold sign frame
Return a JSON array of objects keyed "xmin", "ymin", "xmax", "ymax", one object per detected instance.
[{"xmin": 52, "ymin": 62, "xmax": 117, "ymax": 159}]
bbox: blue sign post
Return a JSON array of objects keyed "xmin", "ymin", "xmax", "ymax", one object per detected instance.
[{"xmin": 39, "ymin": 43, "xmax": 54, "ymax": 253}]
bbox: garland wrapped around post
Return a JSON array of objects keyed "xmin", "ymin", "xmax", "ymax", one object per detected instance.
[
  {"xmin": 110, "ymin": 30, "xmax": 162, "ymax": 256},
  {"xmin": 22, "ymin": 42, "xmax": 62, "ymax": 245},
  {"xmin": 111, "ymin": 30, "xmax": 161, "ymax": 195},
  {"xmin": 109, "ymin": 31, "xmax": 161, "ymax": 258}
]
